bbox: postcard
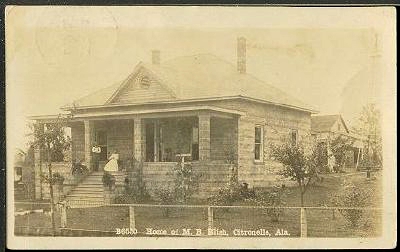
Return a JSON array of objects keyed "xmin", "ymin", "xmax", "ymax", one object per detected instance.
[{"xmin": 6, "ymin": 6, "xmax": 396, "ymax": 249}]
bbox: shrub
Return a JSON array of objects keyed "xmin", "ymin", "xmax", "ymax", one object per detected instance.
[
  {"xmin": 123, "ymin": 175, "xmax": 151, "ymax": 203},
  {"xmin": 332, "ymin": 184, "xmax": 372, "ymax": 228},
  {"xmin": 246, "ymin": 185, "xmax": 287, "ymax": 222},
  {"xmin": 102, "ymin": 172, "xmax": 115, "ymax": 190},
  {"xmin": 72, "ymin": 160, "xmax": 89, "ymax": 176},
  {"xmin": 52, "ymin": 172, "xmax": 65, "ymax": 185},
  {"xmin": 154, "ymin": 188, "xmax": 175, "ymax": 217},
  {"xmin": 171, "ymin": 161, "xmax": 201, "ymax": 204},
  {"xmin": 121, "ymin": 158, "xmax": 151, "ymax": 203},
  {"xmin": 208, "ymin": 171, "xmax": 255, "ymax": 206},
  {"xmin": 40, "ymin": 172, "xmax": 65, "ymax": 185}
]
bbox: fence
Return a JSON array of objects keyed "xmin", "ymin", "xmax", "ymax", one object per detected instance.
[{"xmin": 14, "ymin": 201, "xmax": 382, "ymax": 238}]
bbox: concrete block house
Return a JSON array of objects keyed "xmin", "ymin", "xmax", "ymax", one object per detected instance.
[{"xmin": 31, "ymin": 37, "xmax": 317, "ymax": 202}]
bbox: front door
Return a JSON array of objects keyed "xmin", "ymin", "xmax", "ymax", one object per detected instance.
[{"xmin": 96, "ymin": 130, "xmax": 107, "ymax": 171}]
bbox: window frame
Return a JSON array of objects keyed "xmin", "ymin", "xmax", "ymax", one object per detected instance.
[{"xmin": 254, "ymin": 125, "xmax": 264, "ymax": 162}]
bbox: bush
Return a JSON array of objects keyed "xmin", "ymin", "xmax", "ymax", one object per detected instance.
[
  {"xmin": 102, "ymin": 172, "xmax": 115, "ymax": 190},
  {"xmin": 246, "ymin": 185, "xmax": 287, "ymax": 222},
  {"xmin": 171, "ymin": 161, "xmax": 201, "ymax": 204},
  {"xmin": 123, "ymin": 175, "xmax": 151, "ymax": 203},
  {"xmin": 40, "ymin": 172, "xmax": 65, "ymax": 185},
  {"xmin": 208, "ymin": 172, "xmax": 255, "ymax": 206},
  {"xmin": 154, "ymin": 188, "xmax": 175, "ymax": 217},
  {"xmin": 120, "ymin": 158, "xmax": 151, "ymax": 203},
  {"xmin": 52, "ymin": 172, "xmax": 65, "ymax": 185},
  {"xmin": 332, "ymin": 184, "xmax": 372, "ymax": 228},
  {"xmin": 72, "ymin": 160, "xmax": 89, "ymax": 176}
]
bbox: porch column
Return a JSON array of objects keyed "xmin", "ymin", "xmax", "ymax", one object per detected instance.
[
  {"xmin": 134, "ymin": 118, "xmax": 144, "ymax": 161},
  {"xmin": 84, "ymin": 120, "xmax": 93, "ymax": 171},
  {"xmin": 34, "ymin": 123, "xmax": 44, "ymax": 200},
  {"xmin": 198, "ymin": 113, "xmax": 211, "ymax": 161}
]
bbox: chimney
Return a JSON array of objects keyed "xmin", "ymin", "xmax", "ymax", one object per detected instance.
[
  {"xmin": 237, "ymin": 37, "xmax": 246, "ymax": 74},
  {"xmin": 152, "ymin": 50, "xmax": 160, "ymax": 65}
]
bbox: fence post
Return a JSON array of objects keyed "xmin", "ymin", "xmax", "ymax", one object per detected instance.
[
  {"xmin": 300, "ymin": 207, "xmax": 307, "ymax": 237},
  {"xmin": 208, "ymin": 206, "xmax": 213, "ymax": 230},
  {"xmin": 129, "ymin": 206, "xmax": 136, "ymax": 230},
  {"xmin": 60, "ymin": 201, "xmax": 67, "ymax": 228}
]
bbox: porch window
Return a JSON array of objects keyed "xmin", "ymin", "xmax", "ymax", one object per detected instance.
[
  {"xmin": 255, "ymin": 126, "xmax": 263, "ymax": 161},
  {"xmin": 291, "ymin": 129, "xmax": 298, "ymax": 146},
  {"xmin": 144, "ymin": 117, "xmax": 199, "ymax": 162},
  {"xmin": 192, "ymin": 126, "xmax": 199, "ymax": 161}
]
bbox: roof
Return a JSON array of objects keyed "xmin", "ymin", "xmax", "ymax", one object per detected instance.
[
  {"xmin": 63, "ymin": 54, "xmax": 317, "ymax": 113},
  {"xmin": 311, "ymin": 114, "xmax": 349, "ymax": 133}
]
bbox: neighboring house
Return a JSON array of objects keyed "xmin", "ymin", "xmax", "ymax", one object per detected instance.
[
  {"xmin": 311, "ymin": 114, "xmax": 364, "ymax": 171},
  {"xmin": 14, "ymin": 149, "xmax": 35, "ymax": 200},
  {"xmin": 31, "ymin": 37, "xmax": 317, "ymax": 200}
]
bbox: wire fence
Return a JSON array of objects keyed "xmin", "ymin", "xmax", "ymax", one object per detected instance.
[{"xmin": 14, "ymin": 200, "xmax": 382, "ymax": 238}]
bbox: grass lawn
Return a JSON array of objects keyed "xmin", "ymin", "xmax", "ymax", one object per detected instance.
[{"xmin": 14, "ymin": 171, "xmax": 382, "ymax": 237}]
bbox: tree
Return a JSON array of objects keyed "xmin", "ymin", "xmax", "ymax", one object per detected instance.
[
  {"xmin": 353, "ymin": 103, "xmax": 382, "ymax": 167},
  {"xmin": 312, "ymin": 142, "xmax": 329, "ymax": 173},
  {"xmin": 330, "ymin": 135, "xmax": 354, "ymax": 172},
  {"xmin": 28, "ymin": 115, "xmax": 70, "ymax": 236},
  {"xmin": 271, "ymin": 141, "xmax": 320, "ymax": 207}
]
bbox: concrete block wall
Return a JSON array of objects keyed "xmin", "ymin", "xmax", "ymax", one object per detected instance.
[
  {"xmin": 71, "ymin": 123, "xmax": 85, "ymax": 163},
  {"xmin": 210, "ymin": 117, "xmax": 238, "ymax": 162},
  {"xmin": 107, "ymin": 120, "xmax": 134, "ymax": 163},
  {"xmin": 36, "ymin": 162, "xmax": 73, "ymax": 200},
  {"xmin": 140, "ymin": 162, "xmax": 232, "ymax": 198},
  {"xmin": 206, "ymin": 99, "xmax": 312, "ymax": 188}
]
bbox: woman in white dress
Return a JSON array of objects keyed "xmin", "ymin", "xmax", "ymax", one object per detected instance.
[{"xmin": 103, "ymin": 150, "xmax": 119, "ymax": 172}]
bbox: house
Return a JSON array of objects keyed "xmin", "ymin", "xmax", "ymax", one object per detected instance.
[
  {"xmin": 311, "ymin": 114, "xmax": 364, "ymax": 171},
  {"xmin": 14, "ymin": 149, "xmax": 35, "ymax": 200},
  {"xmin": 30, "ymin": 37, "xmax": 317, "ymax": 201}
]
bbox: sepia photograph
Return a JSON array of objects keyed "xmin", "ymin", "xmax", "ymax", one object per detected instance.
[{"xmin": 5, "ymin": 6, "xmax": 396, "ymax": 249}]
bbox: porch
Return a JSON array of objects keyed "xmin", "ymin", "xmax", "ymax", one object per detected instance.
[{"xmin": 71, "ymin": 108, "xmax": 240, "ymax": 172}]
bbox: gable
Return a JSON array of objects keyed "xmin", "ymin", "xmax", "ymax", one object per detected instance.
[
  {"xmin": 108, "ymin": 67, "xmax": 176, "ymax": 105},
  {"xmin": 330, "ymin": 116, "xmax": 349, "ymax": 134}
]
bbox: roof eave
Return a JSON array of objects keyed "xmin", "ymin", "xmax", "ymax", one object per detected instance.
[{"xmin": 62, "ymin": 95, "xmax": 318, "ymax": 114}]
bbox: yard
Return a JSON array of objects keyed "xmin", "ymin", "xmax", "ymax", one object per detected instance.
[{"xmin": 14, "ymin": 171, "xmax": 382, "ymax": 237}]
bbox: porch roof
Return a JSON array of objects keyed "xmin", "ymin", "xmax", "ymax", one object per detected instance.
[
  {"xmin": 27, "ymin": 113, "xmax": 72, "ymax": 123},
  {"xmin": 30, "ymin": 106, "xmax": 245, "ymax": 122}
]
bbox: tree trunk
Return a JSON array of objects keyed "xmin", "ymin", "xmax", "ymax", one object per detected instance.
[
  {"xmin": 47, "ymin": 148, "xmax": 56, "ymax": 236},
  {"xmin": 299, "ymin": 183, "xmax": 304, "ymax": 207},
  {"xmin": 300, "ymin": 191, "xmax": 304, "ymax": 207}
]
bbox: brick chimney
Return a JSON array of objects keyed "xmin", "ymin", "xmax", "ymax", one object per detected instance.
[
  {"xmin": 152, "ymin": 50, "xmax": 160, "ymax": 65},
  {"xmin": 237, "ymin": 37, "xmax": 246, "ymax": 74}
]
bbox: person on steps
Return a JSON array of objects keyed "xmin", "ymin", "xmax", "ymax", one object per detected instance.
[{"xmin": 103, "ymin": 149, "xmax": 119, "ymax": 172}]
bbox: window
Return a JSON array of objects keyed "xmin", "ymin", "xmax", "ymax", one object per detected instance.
[
  {"xmin": 134, "ymin": 73, "xmax": 151, "ymax": 89},
  {"xmin": 191, "ymin": 126, "xmax": 199, "ymax": 161},
  {"xmin": 255, "ymin": 126, "xmax": 263, "ymax": 161},
  {"xmin": 140, "ymin": 76, "xmax": 151, "ymax": 89},
  {"xmin": 291, "ymin": 129, "xmax": 298, "ymax": 146}
]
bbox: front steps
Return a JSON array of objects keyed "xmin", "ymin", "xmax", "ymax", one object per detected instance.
[{"xmin": 66, "ymin": 171, "xmax": 126, "ymax": 208}]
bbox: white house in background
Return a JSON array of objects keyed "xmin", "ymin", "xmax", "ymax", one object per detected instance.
[{"xmin": 311, "ymin": 114, "xmax": 365, "ymax": 171}]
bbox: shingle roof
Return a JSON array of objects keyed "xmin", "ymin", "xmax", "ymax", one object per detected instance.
[
  {"xmin": 311, "ymin": 115, "xmax": 348, "ymax": 133},
  {"xmin": 63, "ymin": 54, "xmax": 317, "ymax": 112}
]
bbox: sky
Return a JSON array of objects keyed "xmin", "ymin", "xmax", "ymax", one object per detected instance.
[{"xmin": 5, "ymin": 6, "xmax": 394, "ymax": 151}]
